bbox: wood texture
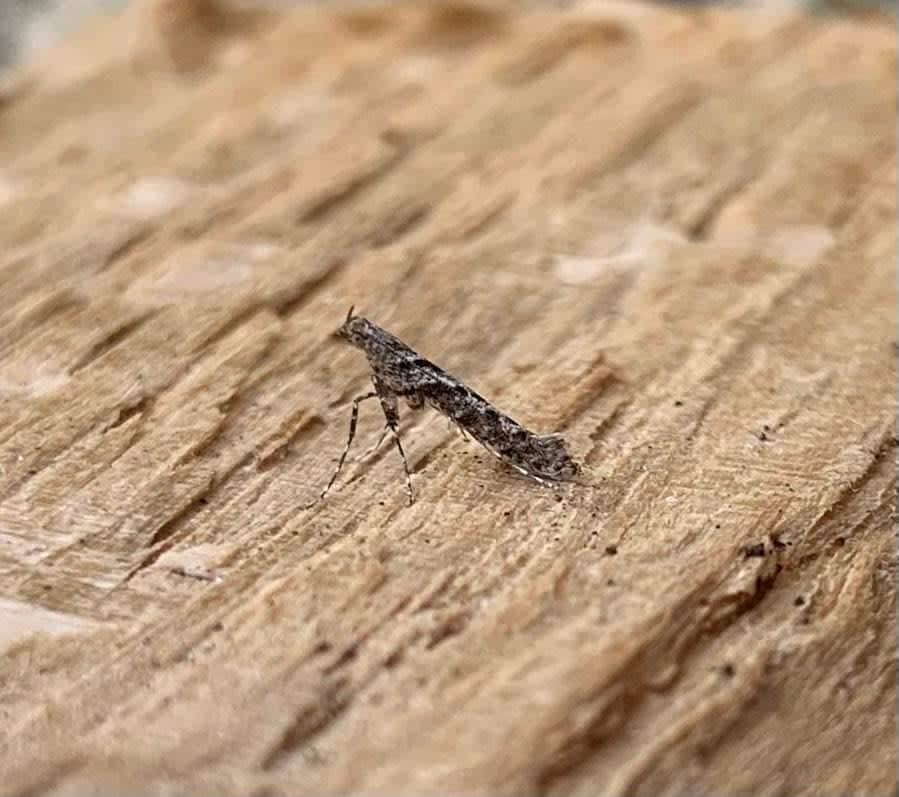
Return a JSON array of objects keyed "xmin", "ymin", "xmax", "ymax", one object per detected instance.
[{"xmin": 0, "ymin": 1, "xmax": 895, "ymax": 794}]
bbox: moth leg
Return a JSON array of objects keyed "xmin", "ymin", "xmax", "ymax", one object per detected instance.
[
  {"xmin": 355, "ymin": 426, "xmax": 389, "ymax": 463},
  {"xmin": 446, "ymin": 419, "xmax": 469, "ymax": 440},
  {"xmin": 374, "ymin": 381, "xmax": 415, "ymax": 505},
  {"xmin": 358, "ymin": 384, "xmax": 428, "ymax": 462},
  {"xmin": 393, "ymin": 431, "xmax": 414, "ymax": 505},
  {"xmin": 478, "ymin": 441, "xmax": 550, "ymax": 486},
  {"xmin": 317, "ymin": 391, "xmax": 378, "ymax": 502}
]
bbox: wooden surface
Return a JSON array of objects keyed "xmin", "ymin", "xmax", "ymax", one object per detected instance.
[{"xmin": 0, "ymin": 1, "xmax": 895, "ymax": 794}]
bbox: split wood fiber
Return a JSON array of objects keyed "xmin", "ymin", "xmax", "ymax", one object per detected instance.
[{"xmin": 0, "ymin": 1, "xmax": 894, "ymax": 795}]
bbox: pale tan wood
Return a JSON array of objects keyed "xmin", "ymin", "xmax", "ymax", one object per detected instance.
[{"xmin": 0, "ymin": 1, "xmax": 894, "ymax": 795}]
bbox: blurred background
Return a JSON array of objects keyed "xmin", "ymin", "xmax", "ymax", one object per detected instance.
[{"xmin": 1, "ymin": 0, "xmax": 894, "ymax": 72}]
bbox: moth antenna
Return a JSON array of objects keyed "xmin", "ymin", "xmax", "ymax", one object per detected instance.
[{"xmin": 346, "ymin": 305, "xmax": 356, "ymax": 323}]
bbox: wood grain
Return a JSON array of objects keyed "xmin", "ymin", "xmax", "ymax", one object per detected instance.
[{"xmin": 0, "ymin": 1, "xmax": 894, "ymax": 794}]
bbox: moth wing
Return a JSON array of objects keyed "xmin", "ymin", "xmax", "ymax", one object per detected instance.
[{"xmin": 535, "ymin": 432, "xmax": 580, "ymax": 480}]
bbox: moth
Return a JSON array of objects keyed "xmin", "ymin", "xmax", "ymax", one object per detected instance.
[{"xmin": 316, "ymin": 307, "xmax": 580, "ymax": 504}]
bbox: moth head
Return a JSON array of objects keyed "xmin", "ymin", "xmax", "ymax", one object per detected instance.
[{"xmin": 335, "ymin": 305, "xmax": 370, "ymax": 348}]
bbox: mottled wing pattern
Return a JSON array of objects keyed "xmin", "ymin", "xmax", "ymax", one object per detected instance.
[{"xmin": 398, "ymin": 358, "xmax": 580, "ymax": 483}]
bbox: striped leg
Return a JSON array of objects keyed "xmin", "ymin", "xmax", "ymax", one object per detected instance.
[
  {"xmin": 355, "ymin": 426, "xmax": 389, "ymax": 464},
  {"xmin": 317, "ymin": 391, "xmax": 378, "ymax": 502},
  {"xmin": 375, "ymin": 381, "xmax": 415, "ymax": 505},
  {"xmin": 389, "ymin": 427, "xmax": 414, "ymax": 505}
]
